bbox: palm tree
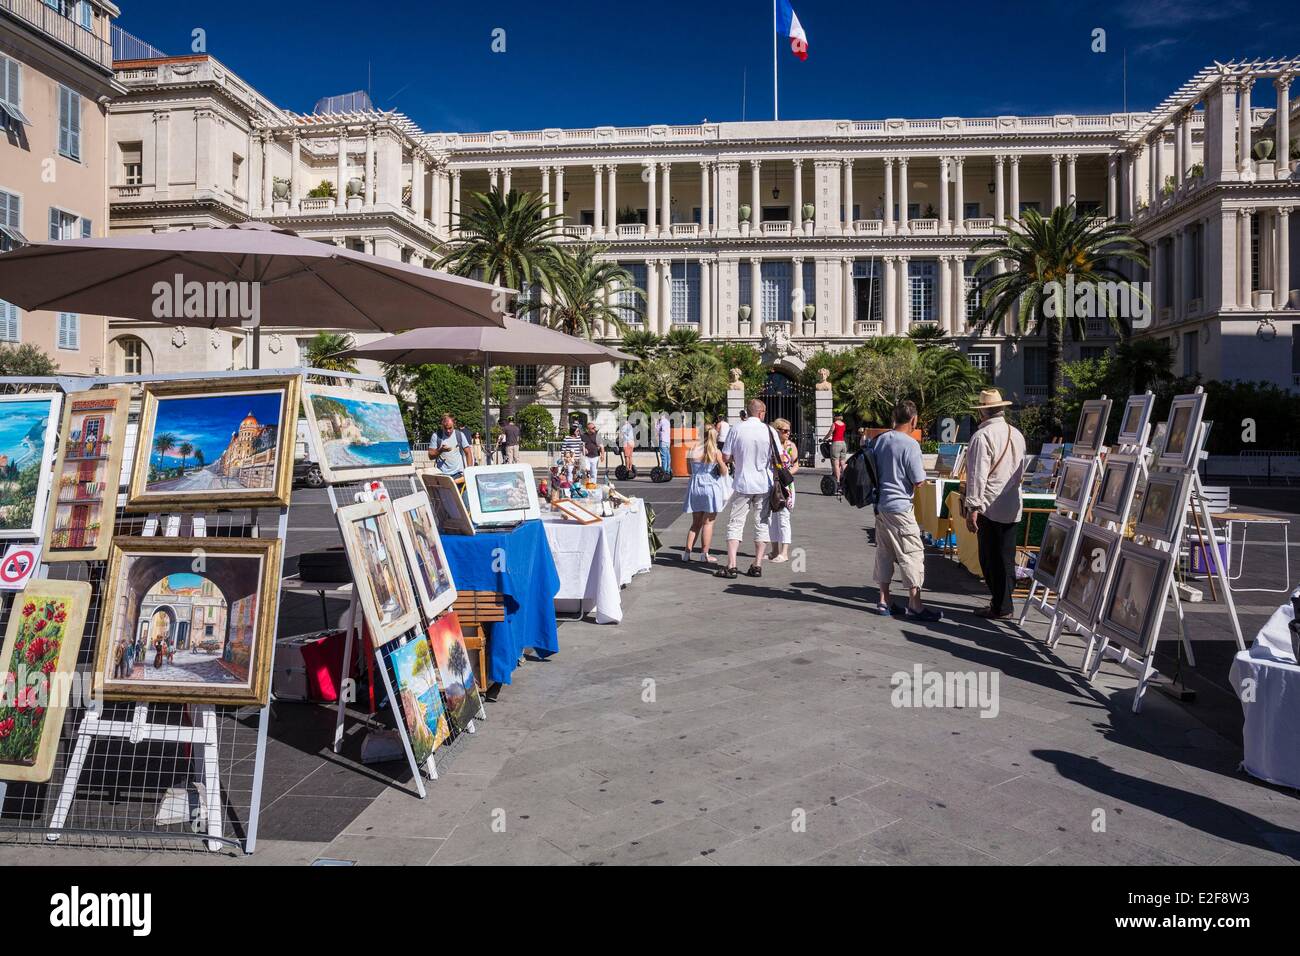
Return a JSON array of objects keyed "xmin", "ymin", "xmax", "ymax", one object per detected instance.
[
  {"xmin": 178, "ymin": 442, "xmax": 193, "ymax": 475},
  {"xmin": 662, "ymin": 326, "xmax": 708, "ymax": 356},
  {"xmin": 194, "ymin": 448, "xmax": 205, "ymax": 470},
  {"xmin": 970, "ymin": 203, "xmax": 1148, "ymax": 418},
  {"xmin": 907, "ymin": 324, "xmax": 949, "ymax": 350},
  {"xmin": 525, "ymin": 244, "xmax": 641, "ymax": 426},
  {"xmin": 1113, "ymin": 338, "xmax": 1174, "ymax": 395},
  {"xmin": 619, "ymin": 328, "xmax": 661, "ymax": 360},
  {"xmin": 153, "ymin": 433, "xmax": 176, "ymax": 476},
  {"xmin": 304, "ymin": 332, "xmax": 359, "ymax": 373}
]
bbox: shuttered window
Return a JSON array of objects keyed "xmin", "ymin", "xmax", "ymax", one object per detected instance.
[
  {"xmin": 0, "ymin": 191, "xmax": 24, "ymax": 250},
  {"xmin": 122, "ymin": 142, "xmax": 143, "ymax": 185},
  {"xmin": 58, "ymin": 84, "xmax": 81, "ymax": 160},
  {"xmin": 0, "ymin": 301, "xmax": 18, "ymax": 343},
  {"xmin": 57, "ymin": 313, "xmax": 80, "ymax": 350}
]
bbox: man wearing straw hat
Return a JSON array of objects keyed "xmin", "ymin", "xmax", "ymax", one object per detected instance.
[{"xmin": 963, "ymin": 388, "xmax": 1027, "ymax": 620}]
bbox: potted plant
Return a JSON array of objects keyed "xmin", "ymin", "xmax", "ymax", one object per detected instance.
[
  {"xmin": 307, "ymin": 180, "xmax": 336, "ymax": 200},
  {"xmin": 738, "ymin": 304, "xmax": 752, "ymax": 335},
  {"xmin": 802, "ymin": 303, "xmax": 816, "ymax": 336}
]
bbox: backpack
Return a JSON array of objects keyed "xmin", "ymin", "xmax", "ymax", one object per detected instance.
[{"xmin": 841, "ymin": 446, "xmax": 879, "ymax": 509}]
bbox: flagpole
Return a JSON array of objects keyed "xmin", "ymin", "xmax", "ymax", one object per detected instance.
[{"xmin": 773, "ymin": 0, "xmax": 779, "ymax": 121}]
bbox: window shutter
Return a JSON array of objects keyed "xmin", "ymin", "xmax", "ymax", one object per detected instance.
[
  {"xmin": 0, "ymin": 301, "xmax": 18, "ymax": 342},
  {"xmin": 58, "ymin": 87, "xmax": 68, "ymax": 156},
  {"xmin": 49, "ymin": 207, "xmax": 60, "ymax": 240},
  {"xmin": 121, "ymin": 143, "xmax": 142, "ymax": 166},
  {"xmin": 58, "ymin": 313, "xmax": 79, "ymax": 350},
  {"xmin": 70, "ymin": 89, "xmax": 81, "ymax": 159}
]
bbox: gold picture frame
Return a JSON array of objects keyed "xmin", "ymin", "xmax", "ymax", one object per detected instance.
[
  {"xmin": 553, "ymin": 499, "xmax": 602, "ymax": 524},
  {"xmin": 336, "ymin": 499, "xmax": 421, "ymax": 646},
  {"xmin": 0, "ymin": 579, "xmax": 91, "ymax": 782},
  {"xmin": 92, "ymin": 536, "xmax": 282, "ymax": 706},
  {"xmin": 44, "ymin": 386, "xmax": 131, "ymax": 562},
  {"xmin": 420, "ymin": 471, "xmax": 476, "ymax": 536},
  {"xmin": 127, "ymin": 375, "xmax": 300, "ymax": 511}
]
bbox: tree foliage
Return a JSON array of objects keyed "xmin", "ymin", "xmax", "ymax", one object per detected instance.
[
  {"xmin": 515, "ymin": 403, "xmax": 556, "ymax": 450},
  {"xmin": 0, "ymin": 344, "xmax": 57, "ymax": 377},
  {"xmin": 849, "ymin": 340, "xmax": 987, "ymax": 433}
]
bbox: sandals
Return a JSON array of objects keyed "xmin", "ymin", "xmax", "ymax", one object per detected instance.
[
  {"xmin": 714, "ymin": 566, "xmax": 739, "ymax": 579},
  {"xmin": 745, "ymin": 565, "xmax": 762, "ymax": 578}
]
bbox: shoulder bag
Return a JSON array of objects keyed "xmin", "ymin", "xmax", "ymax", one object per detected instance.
[{"xmin": 768, "ymin": 426, "xmax": 792, "ymax": 512}]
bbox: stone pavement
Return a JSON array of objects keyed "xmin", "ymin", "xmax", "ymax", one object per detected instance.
[{"xmin": 12, "ymin": 472, "xmax": 1300, "ymax": 866}]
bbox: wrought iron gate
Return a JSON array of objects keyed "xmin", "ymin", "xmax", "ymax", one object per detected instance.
[{"xmin": 757, "ymin": 370, "xmax": 814, "ymax": 463}]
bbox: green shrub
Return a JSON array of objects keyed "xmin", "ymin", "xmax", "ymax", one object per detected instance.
[
  {"xmin": 516, "ymin": 403, "xmax": 556, "ymax": 450},
  {"xmin": 407, "ymin": 365, "xmax": 483, "ymax": 441}
]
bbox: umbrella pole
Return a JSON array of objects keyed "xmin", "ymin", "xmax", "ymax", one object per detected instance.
[{"xmin": 482, "ymin": 354, "xmax": 491, "ymax": 459}]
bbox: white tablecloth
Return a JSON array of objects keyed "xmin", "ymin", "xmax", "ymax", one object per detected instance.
[
  {"xmin": 1227, "ymin": 600, "xmax": 1300, "ymax": 788},
  {"xmin": 539, "ymin": 498, "xmax": 653, "ymax": 624}
]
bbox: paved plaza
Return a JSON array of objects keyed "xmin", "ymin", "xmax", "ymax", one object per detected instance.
[{"xmin": 8, "ymin": 471, "xmax": 1297, "ymax": 867}]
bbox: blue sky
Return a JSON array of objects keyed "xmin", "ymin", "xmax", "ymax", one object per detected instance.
[
  {"xmin": 115, "ymin": 0, "xmax": 1298, "ymax": 131},
  {"xmin": 151, "ymin": 392, "xmax": 281, "ymax": 463}
]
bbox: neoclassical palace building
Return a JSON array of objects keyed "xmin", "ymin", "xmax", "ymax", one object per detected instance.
[{"xmin": 97, "ymin": 42, "xmax": 1299, "ymax": 437}]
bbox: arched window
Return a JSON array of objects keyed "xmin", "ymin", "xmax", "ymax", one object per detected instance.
[{"xmin": 112, "ymin": 335, "xmax": 152, "ymax": 375}]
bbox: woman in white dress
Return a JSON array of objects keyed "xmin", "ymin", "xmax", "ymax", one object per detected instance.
[{"xmin": 682, "ymin": 426, "xmax": 732, "ymax": 562}]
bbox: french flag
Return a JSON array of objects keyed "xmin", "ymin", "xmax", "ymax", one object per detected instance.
[{"xmin": 776, "ymin": 0, "xmax": 808, "ymax": 61}]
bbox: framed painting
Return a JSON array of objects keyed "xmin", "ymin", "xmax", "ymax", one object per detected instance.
[
  {"xmin": 128, "ymin": 376, "xmax": 299, "ymax": 511},
  {"xmin": 0, "ymin": 392, "xmax": 62, "ymax": 539},
  {"xmin": 1098, "ymin": 540, "xmax": 1176, "ymax": 656},
  {"xmin": 1090, "ymin": 452, "xmax": 1142, "ymax": 526},
  {"xmin": 934, "ymin": 443, "xmax": 965, "ymax": 478},
  {"xmin": 0, "ymin": 580, "xmax": 91, "ymax": 782},
  {"xmin": 1116, "ymin": 394, "xmax": 1155, "ymax": 447},
  {"xmin": 92, "ymin": 537, "xmax": 281, "ymax": 706},
  {"xmin": 390, "ymin": 634, "xmax": 449, "ymax": 772},
  {"xmin": 392, "ymin": 492, "xmax": 457, "ymax": 622},
  {"xmin": 1157, "ymin": 392, "xmax": 1207, "ymax": 470},
  {"xmin": 420, "ymin": 472, "xmax": 475, "ymax": 536},
  {"xmin": 1032, "ymin": 513, "xmax": 1081, "ymax": 593},
  {"xmin": 1135, "ymin": 471, "xmax": 1190, "ymax": 544},
  {"xmin": 427, "ymin": 611, "xmax": 483, "ymax": 733},
  {"xmin": 463, "ymin": 464, "xmax": 541, "ymax": 527},
  {"xmin": 1053, "ymin": 456, "xmax": 1098, "ymax": 515},
  {"xmin": 336, "ymin": 499, "xmax": 420, "ymax": 646},
  {"xmin": 301, "ymin": 383, "xmax": 413, "ymax": 484},
  {"xmin": 553, "ymin": 498, "xmax": 601, "ymax": 525},
  {"xmin": 45, "ymin": 386, "xmax": 131, "ymax": 562},
  {"xmin": 1058, "ymin": 524, "xmax": 1120, "ymax": 626},
  {"xmin": 1072, "ymin": 399, "xmax": 1112, "ymax": 457}
]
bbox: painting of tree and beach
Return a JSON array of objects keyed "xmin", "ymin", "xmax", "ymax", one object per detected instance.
[
  {"xmin": 307, "ymin": 389, "xmax": 412, "ymax": 479},
  {"xmin": 0, "ymin": 397, "xmax": 57, "ymax": 536}
]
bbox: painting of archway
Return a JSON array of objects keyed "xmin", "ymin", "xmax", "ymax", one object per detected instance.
[{"xmin": 93, "ymin": 537, "xmax": 282, "ymax": 706}]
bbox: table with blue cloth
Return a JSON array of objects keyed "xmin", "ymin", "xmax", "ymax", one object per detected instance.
[{"xmin": 441, "ymin": 519, "xmax": 561, "ymax": 685}]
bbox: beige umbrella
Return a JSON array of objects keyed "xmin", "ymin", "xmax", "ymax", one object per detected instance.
[{"xmin": 0, "ymin": 222, "xmax": 509, "ymax": 363}]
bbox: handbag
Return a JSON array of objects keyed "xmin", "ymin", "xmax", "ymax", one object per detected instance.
[{"xmin": 768, "ymin": 426, "xmax": 791, "ymax": 512}]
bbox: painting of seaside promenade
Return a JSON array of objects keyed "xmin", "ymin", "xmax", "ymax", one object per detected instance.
[
  {"xmin": 0, "ymin": 394, "xmax": 62, "ymax": 538},
  {"xmin": 129, "ymin": 378, "xmax": 299, "ymax": 510},
  {"xmin": 302, "ymin": 384, "xmax": 413, "ymax": 483}
]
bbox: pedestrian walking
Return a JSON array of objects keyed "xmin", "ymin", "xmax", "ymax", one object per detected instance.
[
  {"xmin": 431, "ymin": 414, "xmax": 472, "ymax": 478},
  {"xmin": 823, "ymin": 413, "xmax": 848, "ymax": 489},
  {"xmin": 683, "ymin": 425, "xmax": 731, "ymax": 562},
  {"xmin": 619, "ymin": 417, "xmax": 637, "ymax": 472},
  {"xmin": 715, "ymin": 399, "xmax": 782, "ymax": 579},
  {"xmin": 562, "ymin": 423, "xmax": 584, "ymax": 458},
  {"xmin": 767, "ymin": 418, "xmax": 800, "ymax": 562},
  {"xmin": 656, "ymin": 412, "xmax": 672, "ymax": 473},
  {"xmin": 871, "ymin": 400, "xmax": 942, "ymax": 622},
  {"xmin": 582, "ymin": 421, "xmax": 603, "ymax": 480},
  {"xmin": 501, "ymin": 416, "xmax": 521, "ymax": 464},
  {"xmin": 963, "ymin": 388, "xmax": 1027, "ymax": 620}
]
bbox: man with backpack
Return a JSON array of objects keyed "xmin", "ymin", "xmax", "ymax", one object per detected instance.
[{"xmin": 870, "ymin": 401, "xmax": 942, "ymax": 622}]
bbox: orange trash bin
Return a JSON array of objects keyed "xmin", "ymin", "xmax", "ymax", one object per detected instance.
[{"xmin": 669, "ymin": 426, "xmax": 698, "ymax": 478}]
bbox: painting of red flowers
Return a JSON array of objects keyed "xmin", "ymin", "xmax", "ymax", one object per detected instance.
[{"xmin": 0, "ymin": 580, "xmax": 91, "ymax": 783}]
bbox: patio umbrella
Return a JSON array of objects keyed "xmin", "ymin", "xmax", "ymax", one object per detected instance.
[
  {"xmin": 0, "ymin": 222, "xmax": 509, "ymax": 363},
  {"xmin": 343, "ymin": 317, "xmax": 638, "ymax": 445}
]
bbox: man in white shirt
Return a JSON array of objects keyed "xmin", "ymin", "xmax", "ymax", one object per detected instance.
[
  {"xmin": 963, "ymin": 388, "xmax": 1027, "ymax": 619},
  {"xmin": 715, "ymin": 414, "xmax": 731, "ymax": 448},
  {"xmin": 656, "ymin": 413, "xmax": 672, "ymax": 473},
  {"xmin": 715, "ymin": 399, "xmax": 781, "ymax": 579}
]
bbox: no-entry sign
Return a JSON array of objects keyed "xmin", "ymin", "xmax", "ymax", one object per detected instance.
[{"xmin": 0, "ymin": 544, "xmax": 41, "ymax": 590}]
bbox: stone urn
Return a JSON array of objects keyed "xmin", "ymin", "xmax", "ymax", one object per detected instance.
[
  {"xmin": 1253, "ymin": 139, "xmax": 1275, "ymax": 161},
  {"xmin": 272, "ymin": 177, "xmax": 290, "ymax": 202},
  {"xmin": 738, "ymin": 304, "xmax": 752, "ymax": 336},
  {"xmin": 802, "ymin": 202, "xmax": 815, "ymax": 222},
  {"xmin": 802, "ymin": 304, "xmax": 816, "ymax": 336}
]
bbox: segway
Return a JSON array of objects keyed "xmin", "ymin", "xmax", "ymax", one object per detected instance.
[
  {"xmin": 820, "ymin": 474, "xmax": 838, "ymax": 496},
  {"xmin": 649, "ymin": 465, "xmax": 673, "ymax": 483},
  {"xmin": 614, "ymin": 463, "xmax": 638, "ymax": 481}
]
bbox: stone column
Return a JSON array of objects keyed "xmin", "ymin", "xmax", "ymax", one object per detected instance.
[
  {"xmin": 792, "ymin": 255, "xmax": 806, "ymax": 329},
  {"xmin": 539, "ymin": 165, "xmax": 550, "ymax": 214},
  {"xmin": 412, "ymin": 151, "xmax": 425, "ymax": 218},
  {"xmin": 1050, "ymin": 154, "xmax": 1062, "ymax": 209},
  {"xmin": 606, "ymin": 163, "xmax": 618, "ymax": 235},
  {"xmin": 502, "ymin": 167, "xmax": 512, "ymax": 193},
  {"xmin": 700, "ymin": 258, "xmax": 712, "ymax": 336},
  {"xmin": 661, "ymin": 259, "xmax": 673, "ymax": 328},
  {"xmin": 254, "ymin": 128, "xmax": 267, "ymax": 211},
  {"xmin": 939, "ymin": 255, "xmax": 953, "ymax": 331},
  {"xmin": 954, "ymin": 255, "xmax": 967, "ymax": 332},
  {"xmin": 953, "ymin": 157, "xmax": 965, "ymax": 232},
  {"xmin": 660, "ymin": 162, "xmax": 672, "ymax": 230},
  {"xmin": 1278, "ymin": 75, "xmax": 1293, "ymax": 176},
  {"xmin": 898, "ymin": 158, "xmax": 909, "ymax": 233},
  {"xmin": 1238, "ymin": 75, "xmax": 1254, "ymax": 179},
  {"xmin": 749, "ymin": 256, "xmax": 763, "ymax": 326},
  {"xmin": 897, "ymin": 256, "xmax": 911, "ymax": 330},
  {"xmin": 700, "ymin": 162, "xmax": 711, "ymax": 235},
  {"xmin": 451, "ymin": 170, "xmax": 462, "ymax": 231},
  {"xmin": 645, "ymin": 161, "xmax": 657, "ymax": 237},
  {"xmin": 645, "ymin": 259, "xmax": 659, "ymax": 332},
  {"xmin": 813, "ymin": 160, "xmax": 841, "ymax": 236},
  {"xmin": 842, "ymin": 158, "xmax": 855, "ymax": 233},
  {"xmin": 1149, "ymin": 135, "xmax": 1160, "ymax": 205},
  {"xmin": 592, "ymin": 164, "xmax": 604, "ymax": 236},
  {"xmin": 717, "ymin": 161, "xmax": 739, "ymax": 235},
  {"xmin": 1107, "ymin": 155, "xmax": 1119, "ymax": 218},
  {"xmin": 792, "ymin": 158, "xmax": 804, "ymax": 233},
  {"xmin": 939, "ymin": 158, "xmax": 951, "ymax": 233},
  {"xmin": 993, "ymin": 155, "xmax": 1005, "ymax": 226},
  {"xmin": 1238, "ymin": 208, "xmax": 1254, "ymax": 306},
  {"xmin": 488, "ymin": 167, "xmax": 499, "ymax": 192},
  {"xmin": 431, "ymin": 168, "xmax": 443, "ymax": 230},
  {"xmin": 290, "ymin": 130, "xmax": 301, "ymax": 210},
  {"xmin": 554, "ymin": 166, "xmax": 566, "ymax": 220},
  {"xmin": 336, "ymin": 131, "xmax": 347, "ymax": 208},
  {"xmin": 1172, "ymin": 229, "xmax": 1183, "ymax": 320},
  {"xmin": 1066, "ymin": 153, "xmax": 1077, "ymax": 206},
  {"xmin": 814, "ymin": 374, "xmax": 834, "ymax": 467},
  {"xmin": 883, "ymin": 157, "xmax": 896, "ymax": 233},
  {"xmin": 1009, "ymin": 155, "xmax": 1021, "ymax": 220},
  {"xmin": 882, "ymin": 255, "xmax": 897, "ymax": 335},
  {"xmin": 841, "ymin": 257, "xmax": 854, "ymax": 335},
  {"xmin": 750, "ymin": 160, "xmax": 762, "ymax": 229},
  {"xmin": 1124, "ymin": 152, "xmax": 1135, "ymax": 219},
  {"xmin": 727, "ymin": 369, "xmax": 746, "ymax": 425},
  {"xmin": 1277, "ymin": 206, "xmax": 1292, "ymax": 306},
  {"xmin": 364, "ymin": 128, "xmax": 376, "ymax": 207},
  {"xmin": 1175, "ymin": 113, "xmax": 1187, "ymax": 184}
]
